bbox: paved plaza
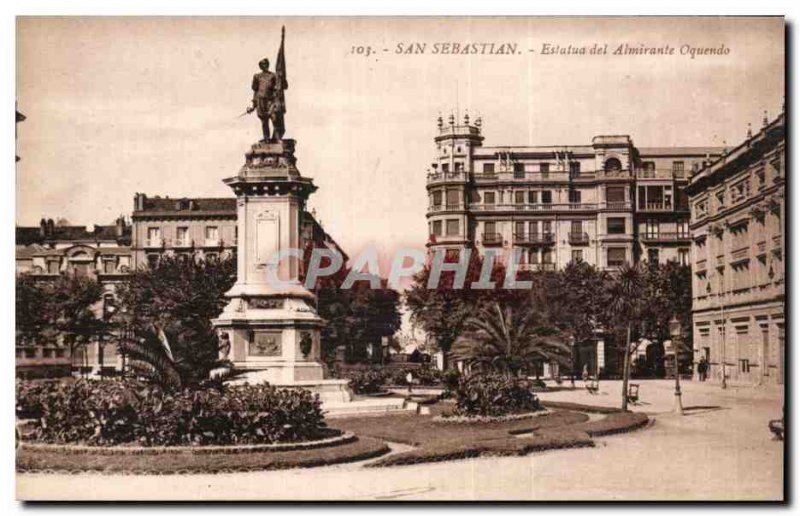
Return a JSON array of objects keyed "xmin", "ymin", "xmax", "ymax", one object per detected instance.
[{"xmin": 16, "ymin": 379, "xmax": 784, "ymax": 501}]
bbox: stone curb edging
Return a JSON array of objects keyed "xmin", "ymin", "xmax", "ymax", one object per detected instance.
[
  {"xmin": 432, "ymin": 409, "xmax": 549, "ymax": 424},
  {"xmin": 19, "ymin": 431, "xmax": 356, "ymax": 456},
  {"xmin": 17, "ymin": 439, "xmax": 392, "ymax": 476}
]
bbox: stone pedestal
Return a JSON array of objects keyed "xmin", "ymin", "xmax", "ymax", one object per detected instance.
[{"xmin": 212, "ymin": 140, "xmax": 350, "ymax": 400}]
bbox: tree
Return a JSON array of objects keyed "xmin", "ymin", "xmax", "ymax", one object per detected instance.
[
  {"xmin": 115, "ymin": 255, "xmax": 236, "ymax": 388},
  {"xmin": 15, "ymin": 273, "xmax": 109, "ymax": 358},
  {"xmin": 452, "ymin": 300, "xmax": 571, "ymax": 377},
  {"xmin": 604, "ymin": 262, "xmax": 647, "ymax": 411},
  {"xmin": 405, "ymin": 248, "xmax": 507, "ymax": 370},
  {"xmin": 546, "ymin": 260, "xmax": 609, "ymax": 381}
]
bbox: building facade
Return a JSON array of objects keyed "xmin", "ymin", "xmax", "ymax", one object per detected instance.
[
  {"xmin": 15, "ymin": 217, "xmax": 132, "ymax": 377},
  {"xmin": 425, "ymin": 113, "xmax": 723, "ymax": 377},
  {"xmin": 686, "ymin": 112, "xmax": 785, "ymax": 386}
]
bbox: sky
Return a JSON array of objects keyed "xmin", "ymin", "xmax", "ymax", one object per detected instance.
[{"xmin": 16, "ymin": 16, "xmax": 784, "ymax": 266}]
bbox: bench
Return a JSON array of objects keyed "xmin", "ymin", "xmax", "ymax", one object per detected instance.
[
  {"xmin": 768, "ymin": 418, "xmax": 784, "ymax": 441},
  {"xmin": 627, "ymin": 383, "xmax": 640, "ymax": 404}
]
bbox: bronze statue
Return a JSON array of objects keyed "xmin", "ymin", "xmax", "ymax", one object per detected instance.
[{"xmin": 246, "ymin": 27, "xmax": 288, "ymax": 142}]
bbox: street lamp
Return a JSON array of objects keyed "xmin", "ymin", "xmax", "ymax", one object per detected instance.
[
  {"xmin": 570, "ymin": 335, "xmax": 576, "ymax": 388},
  {"xmin": 669, "ymin": 315, "xmax": 684, "ymax": 415}
]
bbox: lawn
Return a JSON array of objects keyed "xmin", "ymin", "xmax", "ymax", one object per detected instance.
[{"xmin": 330, "ymin": 402, "xmax": 610, "ymax": 467}]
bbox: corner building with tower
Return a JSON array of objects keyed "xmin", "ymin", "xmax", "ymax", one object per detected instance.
[{"xmin": 426, "ymin": 113, "xmax": 723, "ymax": 377}]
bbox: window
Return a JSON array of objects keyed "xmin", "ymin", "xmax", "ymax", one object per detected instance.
[
  {"xmin": 484, "ymin": 191, "xmax": 495, "ymax": 205},
  {"xmin": 147, "ymin": 254, "xmax": 159, "ymax": 268},
  {"xmin": 756, "ymin": 169, "xmax": 766, "ymax": 189},
  {"xmin": 672, "ymin": 161, "xmax": 685, "ymax": 177},
  {"xmin": 513, "ymin": 162, "xmax": 525, "ymax": 178},
  {"xmin": 569, "ymin": 162, "xmax": 581, "ymax": 178},
  {"xmin": 715, "ymin": 190, "xmax": 725, "ymax": 211},
  {"xmin": 205, "ymin": 226, "xmax": 219, "ymax": 245},
  {"xmin": 446, "ymin": 189, "xmax": 460, "ymax": 208},
  {"xmin": 483, "ymin": 163, "xmax": 495, "ymax": 173},
  {"xmin": 441, "ymin": 163, "xmax": 449, "ymax": 173},
  {"xmin": 542, "ymin": 221, "xmax": 553, "ymax": 236},
  {"xmin": 103, "ymin": 259, "xmax": 116, "ymax": 274},
  {"xmin": 608, "ymin": 218, "xmax": 626, "ymax": 234},
  {"xmin": 431, "ymin": 191, "xmax": 442, "ymax": 207},
  {"xmin": 606, "ymin": 186, "xmax": 626, "ymax": 203},
  {"xmin": 515, "ymin": 191, "xmax": 526, "ymax": 204},
  {"xmin": 570, "ymin": 221, "xmax": 583, "ymax": 235},
  {"xmin": 677, "ymin": 220, "xmax": 689, "ymax": 238},
  {"xmin": 642, "ymin": 161, "xmax": 656, "ymax": 171},
  {"xmin": 695, "ymin": 200, "xmax": 708, "ymax": 218},
  {"xmin": 604, "ymin": 158, "xmax": 622, "ymax": 172},
  {"xmin": 542, "ymin": 248, "xmax": 554, "ymax": 264},
  {"xmin": 571, "ymin": 250, "xmax": 583, "ymax": 262},
  {"xmin": 647, "ymin": 248, "xmax": 659, "ymax": 264},
  {"xmin": 176, "ymin": 226, "xmax": 189, "ymax": 246},
  {"xmin": 607, "ymin": 247, "xmax": 626, "ymax": 267},
  {"xmin": 515, "ymin": 221, "xmax": 525, "ymax": 238},
  {"xmin": 206, "ymin": 252, "xmax": 218, "ymax": 261},
  {"xmin": 540, "ymin": 163, "xmax": 550, "ymax": 177},
  {"xmin": 541, "ymin": 191, "xmax": 552, "ymax": 204},
  {"xmin": 568, "ymin": 189, "xmax": 582, "ymax": 204},
  {"xmin": 454, "ymin": 162, "xmax": 464, "ymax": 172},
  {"xmin": 739, "ymin": 359, "xmax": 751, "ymax": 374},
  {"xmin": 730, "ymin": 179, "xmax": 751, "ymax": 203},
  {"xmin": 678, "ymin": 248, "xmax": 690, "ymax": 266},
  {"xmin": 446, "ymin": 219, "xmax": 460, "ymax": 236},
  {"xmin": 47, "ymin": 260, "xmax": 59, "ymax": 274},
  {"xmin": 432, "ymin": 220, "xmax": 442, "ymax": 236},
  {"xmin": 528, "ymin": 249, "xmax": 539, "ymax": 264},
  {"xmin": 527, "ymin": 191, "xmax": 538, "ymax": 204},
  {"xmin": 645, "ymin": 219, "xmax": 659, "ymax": 238},
  {"xmin": 147, "ymin": 227, "xmax": 161, "ymax": 246}
]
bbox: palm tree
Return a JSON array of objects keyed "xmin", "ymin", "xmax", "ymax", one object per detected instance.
[
  {"xmin": 452, "ymin": 301, "xmax": 571, "ymax": 378},
  {"xmin": 117, "ymin": 322, "xmax": 183, "ymax": 390},
  {"xmin": 605, "ymin": 262, "xmax": 646, "ymax": 411}
]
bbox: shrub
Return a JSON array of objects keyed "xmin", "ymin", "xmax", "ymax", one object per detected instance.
[
  {"xmin": 453, "ymin": 373, "xmax": 540, "ymax": 417},
  {"xmin": 346, "ymin": 370, "xmax": 388, "ymax": 394},
  {"xmin": 16, "ymin": 379, "xmax": 326, "ymax": 446}
]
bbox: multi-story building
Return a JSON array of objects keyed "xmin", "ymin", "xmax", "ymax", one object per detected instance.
[
  {"xmin": 425, "ymin": 113, "xmax": 723, "ymax": 376},
  {"xmin": 131, "ymin": 193, "xmax": 238, "ymax": 268},
  {"xmin": 15, "ymin": 217, "xmax": 132, "ymax": 377},
  {"xmin": 686, "ymin": 111, "xmax": 785, "ymax": 386}
]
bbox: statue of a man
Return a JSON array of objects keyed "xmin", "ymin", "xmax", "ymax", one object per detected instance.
[{"xmin": 246, "ymin": 58, "xmax": 286, "ymax": 142}]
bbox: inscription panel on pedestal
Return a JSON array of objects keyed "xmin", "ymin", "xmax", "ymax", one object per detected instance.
[
  {"xmin": 255, "ymin": 210, "xmax": 280, "ymax": 269},
  {"xmin": 248, "ymin": 331, "xmax": 283, "ymax": 357}
]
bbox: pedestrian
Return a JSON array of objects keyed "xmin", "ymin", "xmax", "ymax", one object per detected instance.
[
  {"xmin": 406, "ymin": 371, "xmax": 414, "ymax": 395},
  {"xmin": 581, "ymin": 364, "xmax": 589, "ymax": 382},
  {"xmin": 698, "ymin": 357, "xmax": 708, "ymax": 382}
]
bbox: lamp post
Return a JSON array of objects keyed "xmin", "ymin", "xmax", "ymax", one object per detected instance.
[
  {"xmin": 669, "ymin": 315, "xmax": 684, "ymax": 415},
  {"xmin": 570, "ymin": 335, "xmax": 576, "ymax": 388}
]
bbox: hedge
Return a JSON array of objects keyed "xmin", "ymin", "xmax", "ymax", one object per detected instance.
[
  {"xmin": 452, "ymin": 373, "xmax": 540, "ymax": 417},
  {"xmin": 16, "ymin": 379, "xmax": 326, "ymax": 446}
]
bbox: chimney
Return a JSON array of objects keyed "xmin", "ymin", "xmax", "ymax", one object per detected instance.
[
  {"xmin": 46, "ymin": 219, "xmax": 55, "ymax": 236},
  {"xmin": 134, "ymin": 193, "xmax": 146, "ymax": 211},
  {"xmin": 116, "ymin": 216, "xmax": 126, "ymax": 237},
  {"xmin": 39, "ymin": 218, "xmax": 47, "ymax": 237}
]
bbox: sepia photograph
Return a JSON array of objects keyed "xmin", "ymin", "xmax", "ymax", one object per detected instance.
[{"xmin": 13, "ymin": 15, "xmax": 786, "ymax": 501}]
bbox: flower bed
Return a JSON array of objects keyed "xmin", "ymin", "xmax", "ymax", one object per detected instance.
[
  {"xmin": 16, "ymin": 436, "xmax": 389, "ymax": 474},
  {"xmin": 433, "ymin": 409, "xmax": 548, "ymax": 424},
  {"xmin": 16, "ymin": 379, "xmax": 326, "ymax": 446},
  {"xmin": 452, "ymin": 373, "xmax": 541, "ymax": 417}
]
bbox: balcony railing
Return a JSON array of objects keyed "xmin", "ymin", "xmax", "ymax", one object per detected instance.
[
  {"xmin": 639, "ymin": 202, "xmax": 673, "ymax": 212},
  {"xmin": 640, "ymin": 232, "xmax": 691, "ymax": 242},
  {"xmin": 513, "ymin": 233, "xmax": 555, "ymax": 245},
  {"xmin": 756, "ymin": 241, "xmax": 768, "ymax": 256},
  {"xmin": 568, "ymin": 232, "xmax": 590, "ymax": 245},
  {"xmin": 481, "ymin": 232, "xmax": 504, "ymax": 246},
  {"xmin": 144, "ymin": 239, "xmax": 164, "ymax": 248},
  {"xmin": 428, "ymin": 203, "xmax": 464, "ymax": 212},
  {"xmin": 696, "ymin": 259, "xmax": 707, "ymax": 273},
  {"xmin": 635, "ymin": 168, "xmax": 686, "ymax": 180},
  {"xmin": 603, "ymin": 201, "xmax": 631, "ymax": 211},
  {"xmin": 715, "ymin": 254, "xmax": 725, "ymax": 268},
  {"xmin": 173, "ymin": 238, "xmax": 192, "ymax": 248},
  {"xmin": 469, "ymin": 203, "xmax": 597, "ymax": 212},
  {"xmin": 427, "ymin": 170, "xmax": 468, "ymax": 183}
]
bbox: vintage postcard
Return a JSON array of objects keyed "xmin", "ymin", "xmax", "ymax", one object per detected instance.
[{"xmin": 14, "ymin": 16, "xmax": 785, "ymax": 501}]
